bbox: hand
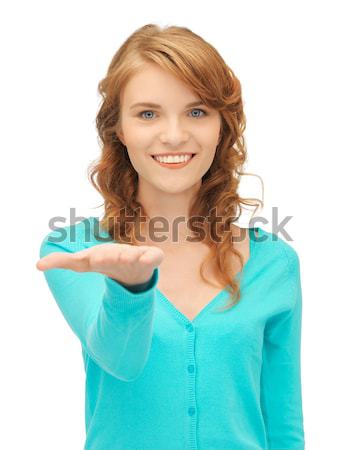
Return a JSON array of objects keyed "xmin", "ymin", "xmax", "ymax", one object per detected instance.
[{"xmin": 36, "ymin": 243, "xmax": 165, "ymax": 287}]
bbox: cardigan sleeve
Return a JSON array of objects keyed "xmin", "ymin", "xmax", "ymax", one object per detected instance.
[
  {"xmin": 260, "ymin": 247, "xmax": 305, "ymax": 450},
  {"xmin": 39, "ymin": 229, "xmax": 159, "ymax": 382}
]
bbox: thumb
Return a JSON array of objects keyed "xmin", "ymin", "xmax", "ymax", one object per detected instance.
[{"xmin": 36, "ymin": 251, "xmax": 87, "ymax": 272}]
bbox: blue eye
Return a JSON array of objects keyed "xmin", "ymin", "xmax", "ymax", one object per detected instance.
[
  {"xmin": 190, "ymin": 108, "xmax": 206, "ymax": 118},
  {"xmin": 141, "ymin": 110, "xmax": 155, "ymax": 120},
  {"xmin": 139, "ymin": 108, "xmax": 207, "ymax": 120}
]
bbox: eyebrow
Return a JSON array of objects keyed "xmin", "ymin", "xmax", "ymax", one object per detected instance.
[{"xmin": 129, "ymin": 100, "xmax": 206, "ymax": 110}]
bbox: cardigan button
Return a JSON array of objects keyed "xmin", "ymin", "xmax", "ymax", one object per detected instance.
[
  {"xmin": 187, "ymin": 364, "xmax": 194, "ymax": 373},
  {"xmin": 186, "ymin": 323, "xmax": 194, "ymax": 332},
  {"xmin": 188, "ymin": 407, "xmax": 196, "ymax": 416}
]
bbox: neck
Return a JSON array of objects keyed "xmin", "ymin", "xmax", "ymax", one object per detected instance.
[{"xmin": 136, "ymin": 179, "xmax": 202, "ymax": 245}]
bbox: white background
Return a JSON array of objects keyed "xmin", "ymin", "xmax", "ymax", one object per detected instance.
[{"xmin": 1, "ymin": 1, "xmax": 340, "ymax": 449}]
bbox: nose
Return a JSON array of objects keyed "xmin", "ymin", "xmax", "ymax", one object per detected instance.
[{"xmin": 159, "ymin": 119, "xmax": 190, "ymax": 146}]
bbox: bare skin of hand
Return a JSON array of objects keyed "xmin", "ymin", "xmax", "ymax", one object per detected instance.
[{"xmin": 36, "ymin": 243, "xmax": 165, "ymax": 287}]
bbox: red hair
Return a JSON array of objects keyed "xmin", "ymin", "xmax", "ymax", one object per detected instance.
[{"xmin": 88, "ymin": 24, "xmax": 263, "ymax": 309}]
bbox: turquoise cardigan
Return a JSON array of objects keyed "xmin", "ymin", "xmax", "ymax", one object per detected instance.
[{"xmin": 39, "ymin": 216, "xmax": 305, "ymax": 450}]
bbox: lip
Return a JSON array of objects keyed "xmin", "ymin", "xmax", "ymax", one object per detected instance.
[
  {"xmin": 151, "ymin": 152, "xmax": 195, "ymax": 157},
  {"xmin": 151, "ymin": 153, "xmax": 196, "ymax": 169}
]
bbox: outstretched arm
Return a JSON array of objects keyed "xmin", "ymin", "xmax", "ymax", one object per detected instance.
[{"xmin": 37, "ymin": 228, "xmax": 163, "ymax": 382}]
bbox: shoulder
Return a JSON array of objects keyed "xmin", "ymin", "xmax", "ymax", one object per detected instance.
[
  {"xmin": 255, "ymin": 226, "xmax": 300, "ymax": 276},
  {"xmin": 39, "ymin": 216, "xmax": 112, "ymax": 258}
]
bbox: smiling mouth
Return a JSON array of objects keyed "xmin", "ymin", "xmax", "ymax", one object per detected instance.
[
  {"xmin": 151, "ymin": 154, "xmax": 196, "ymax": 169},
  {"xmin": 151, "ymin": 154, "xmax": 195, "ymax": 168}
]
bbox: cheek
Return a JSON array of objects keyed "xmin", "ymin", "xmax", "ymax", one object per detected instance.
[
  {"xmin": 200, "ymin": 135, "xmax": 218, "ymax": 159},
  {"xmin": 124, "ymin": 121, "xmax": 152, "ymax": 141},
  {"xmin": 202, "ymin": 150, "xmax": 216, "ymax": 170},
  {"xmin": 197, "ymin": 122, "xmax": 220, "ymax": 145},
  {"xmin": 125, "ymin": 145, "xmax": 144, "ymax": 171},
  {"xmin": 125, "ymin": 149, "xmax": 151, "ymax": 175}
]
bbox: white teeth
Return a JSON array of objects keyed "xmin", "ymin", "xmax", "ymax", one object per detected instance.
[{"xmin": 154, "ymin": 154, "xmax": 192, "ymax": 164}]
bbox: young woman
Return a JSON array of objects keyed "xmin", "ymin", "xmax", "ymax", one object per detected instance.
[{"xmin": 36, "ymin": 24, "xmax": 305, "ymax": 450}]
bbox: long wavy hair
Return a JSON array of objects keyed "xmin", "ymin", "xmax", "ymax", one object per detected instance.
[{"xmin": 88, "ymin": 23, "xmax": 263, "ymax": 310}]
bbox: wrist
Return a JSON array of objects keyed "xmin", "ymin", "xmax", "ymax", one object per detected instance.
[{"xmin": 120, "ymin": 270, "xmax": 156, "ymax": 293}]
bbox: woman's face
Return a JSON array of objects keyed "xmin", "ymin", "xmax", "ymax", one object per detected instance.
[{"xmin": 116, "ymin": 62, "xmax": 222, "ymax": 195}]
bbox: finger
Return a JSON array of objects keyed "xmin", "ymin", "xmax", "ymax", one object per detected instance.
[
  {"xmin": 117, "ymin": 244, "xmax": 153, "ymax": 265},
  {"xmin": 117, "ymin": 246, "xmax": 139, "ymax": 264},
  {"xmin": 138, "ymin": 247, "xmax": 164, "ymax": 265},
  {"xmin": 36, "ymin": 251, "xmax": 89, "ymax": 272}
]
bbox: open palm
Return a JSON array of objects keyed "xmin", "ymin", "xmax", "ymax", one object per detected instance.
[{"xmin": 36, "ymin": 242, "xmax": 165, "ymax": 287}]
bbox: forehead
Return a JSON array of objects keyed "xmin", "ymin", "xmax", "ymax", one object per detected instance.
[{"xmin": 121, "ymin": 63, "xmax": 200, "ymax": 107}]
